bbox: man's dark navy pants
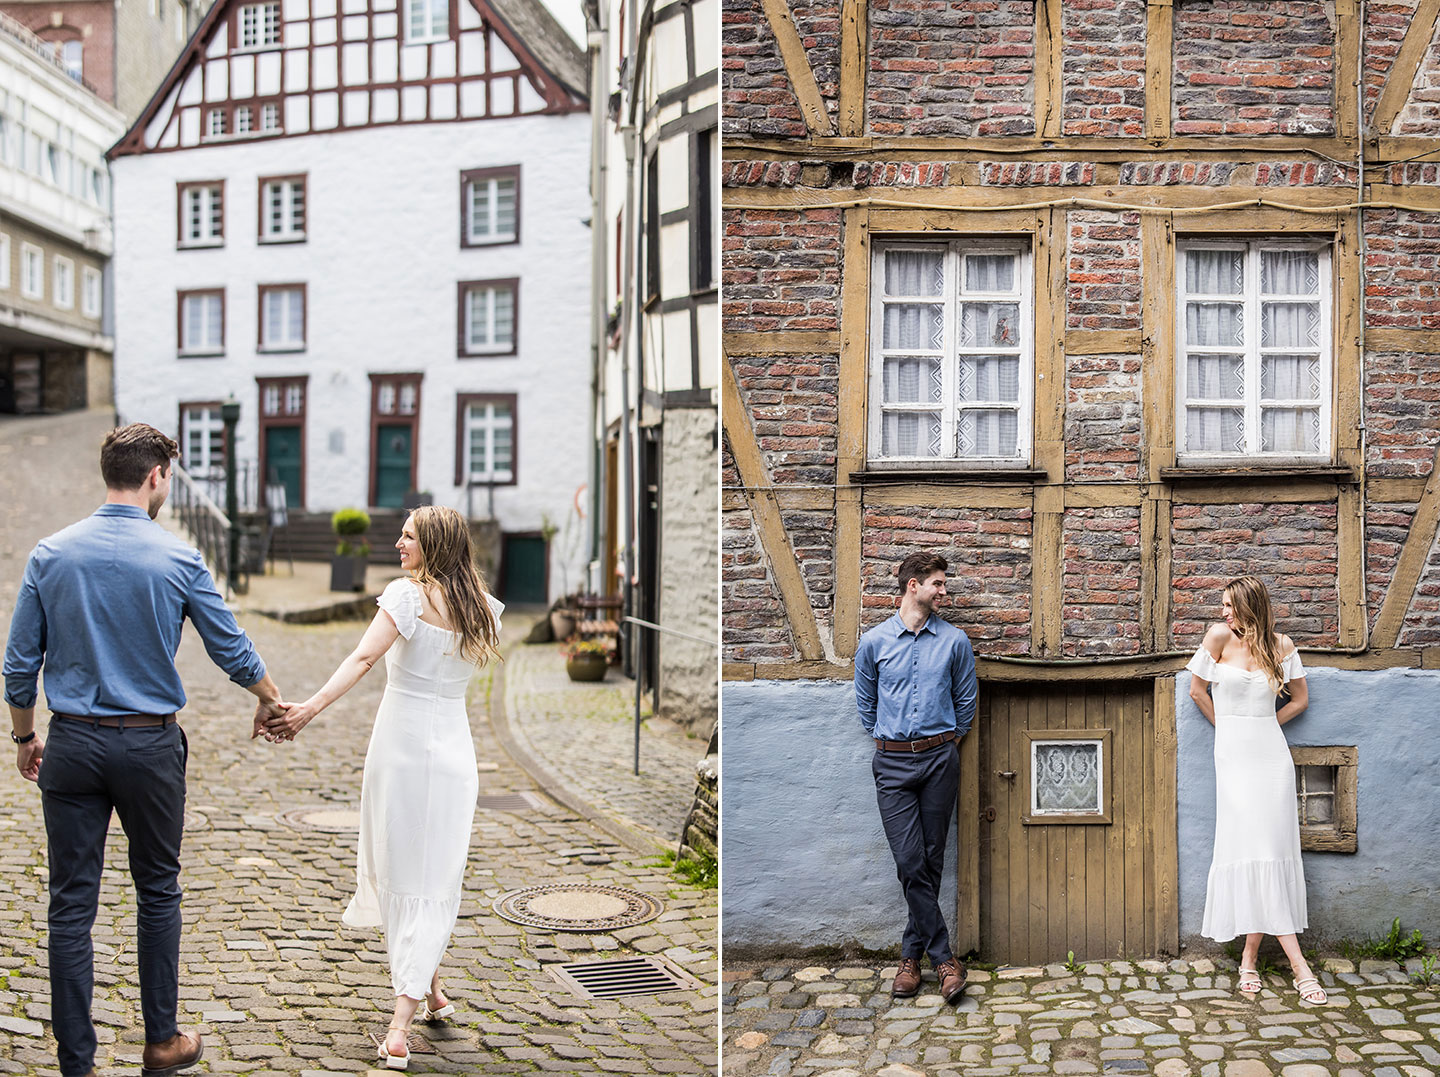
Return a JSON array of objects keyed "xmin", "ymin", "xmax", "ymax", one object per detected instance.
[
  {"xmin": 873, "ymin": 739, "xmax": 959, "ymax": 968},
  {"xmin": 37, "ymin": 717, "xmax": 188, "ymax": 1077}
]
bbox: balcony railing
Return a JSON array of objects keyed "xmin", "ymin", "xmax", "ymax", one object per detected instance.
[{"xmin": 0, "ymin": 12, "xmax": 103, "ymax": 95}]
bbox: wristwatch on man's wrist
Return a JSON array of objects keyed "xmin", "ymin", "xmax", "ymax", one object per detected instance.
[{"xmin": 10, "ymin": 729, "xmax": 36, "ymax": 745}]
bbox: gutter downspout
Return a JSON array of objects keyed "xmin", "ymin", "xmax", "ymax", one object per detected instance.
[
  {"xmin": 586, "ymin": 5, "xmax": 608, "ymax": 575},
  {"xmin": 618, "ymin": 122, "xmax": 639, "ymax": 674}
]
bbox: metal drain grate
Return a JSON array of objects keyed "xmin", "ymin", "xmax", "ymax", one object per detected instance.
[
  {"xmin": 476, "ymin": 791, "xmax": 544, "ymax": 812},
  {"xmin": 547, "ymin": 956, "xmax": 703, "ymax": 1000}
]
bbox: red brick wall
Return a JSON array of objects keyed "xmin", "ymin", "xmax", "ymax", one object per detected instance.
[
  {"xmin": 0, "ymin": 1, "xmax": 115, "ymax": 102},
  {"xmin": 1363, "ymin": 210, "xmax": 1440, "ymax": 331},
  {"xmin": 723, "ymin": 0, "xmax": 808, "ymax": 138},
  {"xmin": 723, "ymin": 208, "xmax": 842, "ymax": 332},
  {"xmin": 1063, "ymin": 507, "xmax": 1142, "ymax": 656},
  {"xmin": 1399, "ymin": 537, "xmax": 1440, "ymax": 646},
  {"xmin": 867, "ymin": 0, "xmax": 1035, "ymax": 137},
  {"xmin": 860, "ymin": 506, "xmax": 1033, "ymax": 653},
  {"xmin": 730, "ymin": 353, "xmax": 838, "ymax": 485},
  {"xmin": 1365, "ymin": 0, "xmax": 1418, "ymax": 123},
  {"xmin": 789, "ymin": 0, "xmax": 840, "ymax": 121},
  {"xmin": 722, "ymin": 437, "xmax": 800, "ymax": 662},
  {"xmin": 1060, "ymin": 0, "xmax": 1146, "ymax": 137},
  {"xmin": 1066, "ymin": 210, "xmax": 1142, "ymax": 332},
  {"xmin": 1366, "ymin": 351, "xmax": 1440, "ymax": 479},
  {"xmin": 1171, "ymin": 501, "xmax": 1340, "ymax": 646},
  {"xmin": 1369, "ymin": 502, "xmax": 1416, "ymax": 631},
  {"xmin": 1066, "ymin": 354, "xmax": 1143, "ymax": 482},
  {"xmin": 1172, "ymin": 1, "xmax": 1336, "ymax": 136}
]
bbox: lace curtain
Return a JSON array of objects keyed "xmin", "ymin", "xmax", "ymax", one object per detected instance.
[{"xmin": 1033, "ymin": 742, "xmax": 1101, "ymax": 813}]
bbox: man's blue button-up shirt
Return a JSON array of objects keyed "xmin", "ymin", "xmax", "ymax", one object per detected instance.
[
  {"xmin": 3, "ymin": 503, "xmax": 266, "ymax": 716},
  {"xmin": 854, "ymin": 612, "xmax": 978, "ymax": 742}
]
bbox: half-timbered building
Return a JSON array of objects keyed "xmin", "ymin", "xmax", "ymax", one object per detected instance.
[
  {"xmin": 722, "ymin": 0, "xmax": 1440, "ymax": 959},
  {"xmin": 108, "ymin": 0, "xmax": 590, "ymax": 603}
]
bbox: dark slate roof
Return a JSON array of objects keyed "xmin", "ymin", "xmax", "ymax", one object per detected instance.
[{"xmin": 484, "ymin": 0, "xmax": 588, "ymax": 98}]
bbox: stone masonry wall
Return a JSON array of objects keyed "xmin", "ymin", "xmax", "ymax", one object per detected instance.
[
  {"xmin": 860, "ymin": 505, "xmax": 1033, "ymax": 654},
  {"xmin": 1060, "ymin": 0, "xmax": 1146, "ymax": 137},
  {"xmin": 1365, "ymin": 0, "xmax": 1420, "ymax": 123},
  {"xmin": 722, "ymin": 0, "xmax": 808, "ymax": 137},
  {"xmin": 723, "ymin": 208, "xmax": 842, "ymax": 332},
  {"xmin": 1172, "ymin": 0, "xmax": 1336, "ymax": 136},
  {"xmin": 1171, "ymin": 501, "xmax": 1340, "ymax": 647},
  {"xmin": 867, "ymin": 0, "xmax": 1035, "ymax": 137},
  {"xmin": 1063, "ymin": 506, "xmax": 1142, "ymax": 657},
  {"xmin": 1393, "ymin": 9, "xmax": 1440, "ymax": 134},
  {"xmin": 788, "ymin": 0, "xmax": 840, "ymax": 121}
]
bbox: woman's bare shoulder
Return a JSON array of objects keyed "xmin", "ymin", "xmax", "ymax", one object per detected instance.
[
  {"xmin": 1277, "ymin": 631, "xmax": 1297, "ymax": 657},
  {"xmin": 1201, "ymin": 623, "xmax": 1232, "ymax": 656}
]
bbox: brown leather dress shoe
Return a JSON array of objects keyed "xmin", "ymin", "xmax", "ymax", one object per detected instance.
[
  {"xmin": 891, "ymin": 956, "xmax": 922, "ymax": 997},
  {"xmin": 141, "ymin": 1030, "xmax": 204, "ymax": 1076},
  {"xmin": 935, "ymin": 959, "xmax": 967, "ymax": 1004}
]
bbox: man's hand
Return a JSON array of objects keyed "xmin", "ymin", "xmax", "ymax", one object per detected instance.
[
  {"xmin": 263, "ymin": 699, "xmax": 319, "ymax": 742},
  {"xmin": 15, "ymin": 736, "xmax": 42, "ymax": 782},
  {"xmin": 252, "ymin": 699, "xmax": 289, "ymax": 742}
]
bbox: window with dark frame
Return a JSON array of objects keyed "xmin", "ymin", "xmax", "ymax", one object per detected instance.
[
  {"xmin": 238, "ymin": 1, "xmax": 281, "ymax": 48},
  {"xmin": 459, "ymin": 279, "xmax": 517, "ymax": 356},
  {"xmin": 259, "ymin": 284, "xmax": 306, "ymax": 351},
  {"xmin": 178, "ymin": 289, "xmax": 224, "ymax": 355},
  {"xmin": 259, "ymin": 176, "xmax": 306, "ymax": 242},
  {"xmin": 178, "ymin": 182, "xmax": 224, "ymax": 247},
  {"xmin": 456, "ymin": 394, "xmax": 516, "ymax": 484},
  {"xmin": 695, "ymin": 128, "xmax": 715, "ymax": 290},
  {"xmin": 462, "ymin": 166, "xmax": 519, "ymax": 247},
  {"xmin": 180, "ymin": 403, "xmax": 226, "ymax": 472},
  {"xmin": 1291, "ymin": 746, "xmax": 1357, "ymax": 852},
  {"xmin": 644, "ymin": 151, "xmax": 660, "ymax": 302}
]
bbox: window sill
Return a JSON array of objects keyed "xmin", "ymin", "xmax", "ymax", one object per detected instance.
[
  {"xmin": 459, "ymin": 347, "xmax": 517, "ymax": 358},
  {"xmin": 462, "ymin": 234, "xmax": 519, "ymax": 248},
  {"xmin": 259, "ymin": 345, "xmax": 305, "ymax": 354},
  {"xmin": 231, "ymin": 44, "xmax": 282, "ymax": 54},
  {"xmin": 1160, "ymin": 464, "xmax": 1354, "ymax": 483},
  {"xmin": 258, "ymin": 235, "xmax": 306, "ymax": 245},
  {"xmin": 177, "ymin": 241, "xmax": 224, "ymax": 251},
  {"xmin": 850, "ymin": 467, "xmax": 1048, "ymax": 485},
  {"xmin": 178, "ymin": 351, "xmax": 225, "ymax": 359}
]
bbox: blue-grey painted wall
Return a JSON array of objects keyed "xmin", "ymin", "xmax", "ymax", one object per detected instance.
[
  {"xmin": 1177, "ymin": 665, "xmax": 1440, "ymax": 945},
  {"xmin": 721, "ymin": 680, "xmax": 958, "ymax": 954}
]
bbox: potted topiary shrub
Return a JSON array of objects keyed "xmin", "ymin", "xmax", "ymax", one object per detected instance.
[
  {"xmin": 330, "ymin": 508, "xmax": 371, "ymax": 592},
  {"xmin": 563, "ymin": 638, "xmax": 609, "ymax": 682}
]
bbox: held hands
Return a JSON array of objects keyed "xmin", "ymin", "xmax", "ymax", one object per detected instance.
[
  {"xmin": 251, "ymin": 698, "xmax": 290, "ymax": 742},
  {"xmin": 14, "ymin": 737, "xmax": 42, "ymax": 782},
  {"xmin": 262, "ymin": 698, "xmax": 320, "ymax": 742}
]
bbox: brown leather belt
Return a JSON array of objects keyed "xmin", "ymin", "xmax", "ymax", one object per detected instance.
[
  {"xmin": 54, "ymin": 712, "xmax": 177, "ymax": 729},
  {"xmin": 875, "ymin": 730, "xmax": 956, "ymax": 753}
]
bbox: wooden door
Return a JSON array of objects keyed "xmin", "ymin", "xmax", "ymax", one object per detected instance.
[
  {"xmin": 264, "ymin": 425, "xmax": 302, "ymax": 511},
  {"xmin": 374, "ymin": 425, "xmax": 413, "ymax": 508},
  {"xmin": 963, "ymin": 679, "xmax": 1177, "ymax": 965},
  {"xmin": 501, "ymin": 532, "xmax": 549, "ymax": 604}
]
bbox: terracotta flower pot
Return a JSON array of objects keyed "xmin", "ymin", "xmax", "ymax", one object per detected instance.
[{"xmin": 565, "ymin": 652, "xmax": 608, "ymax": 682}]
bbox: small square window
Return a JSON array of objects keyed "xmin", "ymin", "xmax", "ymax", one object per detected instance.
[
  {"xmin": 239, "ymin": 1, "xmax": 281, "ymax": 47},
  {"xmin": 207, "ymin": 108, "xmax": 227, "ymax": 137},
  {"xmin": 1022, "ymin": 728, "xmax": 1112, "ymax": 825},
  {"xmin": 461, "ymin": 167, "xmax": 519, "ymax": 247},
  {"xmin": 1291, "ymin": 746, "xmax": 1357, "ymax": 853},
  {"xmin": 259, "ymin": 284, "xmax": 305, "ymax": 351},
  {"xmin": 459, "ymin": 279, "xmax": 517, "ymax": 356},
  {"xmin": 0, "ymin": 233, "xmax": 10, "ymax": 290},
  {"xmin": 259, "ymin": 176, "xmax": 306, "ymax": 242},
  {"xmin": 178, "ymin": 182, "xmax": 224, "ymax": 248},
  {"xmin": 180, "ymin": 403, "xmax": 226, "ymax": 473},
  {"xmin": 179, "ymin": 289, "xmax": 224, "ymax": 355},
  {"xmin": 405, "ymin": 0, "xmax": 446, "ymax": 40},
  {"xmin": 456, "ymin": 395, "xmax": 516, "ymax": 485},
  {"xmin": 82, "ymin": 266, "xmax": 102, "ymax": 318},
  {"xmin": 235, "ymin": 105, "xmax": 253, "ymax": 134},
  {"xmin": 260, "ymin": 102, "xmax": 280, "ymax": 131},
  {"xmin": 53, "ymin": 257, "xmax": 74, "ymax": 309},
  {"xmin": 19, "ymin": 244, "xmax": 43, "ymax": 299}
]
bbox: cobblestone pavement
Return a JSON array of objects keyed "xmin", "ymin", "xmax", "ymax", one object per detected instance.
[
  {"xmin": 500, "ymin": 641, "xmax": 710, "ymax": 853},
  {"xmin": 721, "ymin": 957, "xmax": 1440, "ymax": 1077},
  {"xmin": 0, "ymin": 411, "xmax": 718, "ymax": 1075}
]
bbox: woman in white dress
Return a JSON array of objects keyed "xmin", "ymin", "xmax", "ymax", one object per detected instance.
[
  {"xmin": 1186, "ymin": 574, "xmax": 1325, "ymax": 1006},
  {"xmin": 265, "ymin": 506, "xmax": 503, "ymax": 1068}
]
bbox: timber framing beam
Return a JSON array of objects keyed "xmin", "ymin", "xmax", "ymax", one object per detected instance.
[
  {"xmin": 721, "ymin": 355, "xmax": 825, "ymax": 661},
  {"xmin": 1370, "ymin": 0, "xmax": 1440, "ymax": 137},
  {"xmin": 1370, "ymin": 440, "xmax": 1440, "ymax": 648},
  {"xmin": 838, "ymin": 0, "xmax": 866, "ymax": 138},
  {"xmin": 1035, "ymin": 0, "xmax": 1064, "ymax": 139},
  {"xmin": 725, "ymin": 330, "xmax": 840, "ymax": 356},
  {"xmin": 1152, "ymin": 677, "xmax": 1179, "ymax": 953},
  {"xmin": 833, "ymin": 206, "xmax": 870, "ymax": 659},
  {"xmin": 725, "ymin": 137, "xmax": 1364, "ymax": 160},
  {"xmin": 1334, "ymin": 0, "xmax": 1359, "ymax": 141},
  {"xmin": 722, "ymin": 185, "xmax": 1360, "ymax": 211},
  {"xmin": 1146, "ymin": 0, "xmax": 1173, "ymax": 142},
  {"xmin": 758, "ymin": 0, "xmax": 835, "ymax": 137}
]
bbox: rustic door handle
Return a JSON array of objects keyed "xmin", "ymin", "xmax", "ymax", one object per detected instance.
[{"xmin": 998, "ymin": 771, "xmax": 1016, "ymax": 780}]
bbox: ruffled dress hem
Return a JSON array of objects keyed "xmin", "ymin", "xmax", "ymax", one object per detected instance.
[
  {"xmin": 343, "ymin": 875, "xmax": 463, "ymax": 998},
  {"xmin": 1201, "ymin": 858, "xmax": 1309, "ymax": 941}
]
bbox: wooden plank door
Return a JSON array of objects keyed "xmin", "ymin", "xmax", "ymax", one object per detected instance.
[{"xmin": 967, "ymin": 679, "xmax": 1175, "ymax": 965}]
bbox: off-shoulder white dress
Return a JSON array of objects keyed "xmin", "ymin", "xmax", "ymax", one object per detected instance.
[
  {"xmin": 343, "ymin": 578, "xmax": 503, "ymax": 999},
  {"xmin": 1186, "ymin": 644, "xmax": 1308, "ymax": 941}
]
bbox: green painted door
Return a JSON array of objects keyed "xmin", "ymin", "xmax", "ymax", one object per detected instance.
[
  {"xmin": 265, "ymin": 425, "xmax": 302, "ymax": 509},
  {"xmin": 501, "ymin": 534, "xmax": 548, "ymax": 605},
  {"xmin": 375, "ymin": 425, "xmax": 413, "ymax": 508}
]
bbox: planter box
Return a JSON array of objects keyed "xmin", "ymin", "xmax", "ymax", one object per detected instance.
[{"xmin": 330, "ymin": 554, "xmax": 368, "ymax": 592}]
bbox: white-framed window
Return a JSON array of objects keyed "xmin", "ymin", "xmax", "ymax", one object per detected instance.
[
  {"xmin": 259, "ymin": 285, "xmax": 305, "ymax": 351},
  {"xmin": 260, "ymin": 102, "xmax": 280, "ymax": 131},
  {"xmin": 868, "ymin": 239, "xmax": 1033, "ymax": 465},
  {"xmin": 82, "ymin": 265, "xmax": 101, "ymax": 318},
  {"xmin": 405, "ymin": 0, "xmax": 447, "ymax": 41},
  {"xmin": 179, "ymin": 290, "xmax": 224, "ymax": 354},
  {"xmin": 463, "ymin": 168, "xmax": 518, "ymax": 246},
  {"xmin": 207, "ymin": 108, "xmax": 227, "ymax": 137},
  {"xmin": 235, "ymin": 105, "xmax": 253, "ymax": 134},
  {"xmin": 19, "ymin": 244, "xmax": 43, "ymax": 299},
  {"xmin": 180, "ymin": 404, "xmax": 226, "ymax": 471},
  {"xmin": 260, "ymin": 177, "xmax": 305, "ymax": 242},
  {"xmin": 462, "ymin": 397, "xmax": 515, "ymax": 482},
  {"xmin": 53, "ymin": 257, "xmax": 74, "ymax": 309},
  {"xmin": 376, "ymin": 381, "xmax": 419, "ymax": 415},
  {"xmin": 1176, "ymin": 239, "xmax": 1332, "ymax": 460},
  {"xmin": 239, "ymin": 2, "xmax": 282, "ymax": 48},
  {"xmin": 61, "ymin": 40, "xmax": 83, "ymax": 80},
  {"xmin": 179, "ymin": 183, "xmax": 223, "ymax": 247},
  {"xmin": 0, "ymin": 233, "xmax": 10, "ymax": 289},
  {"xmin": 461, "ymin": 280, "xmax": 517, "ymax": 355}
]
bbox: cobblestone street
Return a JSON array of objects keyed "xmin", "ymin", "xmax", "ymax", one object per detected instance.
[
  {"xmin": 0, "ymin": 411, "xmax": 718, "ymax": 1075},
  {"xmin": 722, "ymin": 958, "xmax": 1440, "ymax": 1077}
]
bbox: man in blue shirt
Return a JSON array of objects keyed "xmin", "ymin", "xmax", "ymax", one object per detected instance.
[
  {"xmin": 854, "ymin": 550, "xmax": 978, "ymax": 1004},
  {"xmin": 4, "ymin": 423, "xmax": 287, "ymax": 1077}
]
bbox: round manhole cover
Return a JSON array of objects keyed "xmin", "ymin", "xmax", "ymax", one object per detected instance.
[
  {"xmin": 277, "ymin": 807, "xmax": 361, "ymax": 832},
  {"xmin": 493, "ymin": 884, "xmax": 664, "ymax": 932}
]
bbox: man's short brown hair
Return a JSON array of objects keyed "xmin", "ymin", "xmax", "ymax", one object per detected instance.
[
  {"xmin": 897, "ymin": 551, "xmax": 947, "ymax": 594},
  {"xmin": 100, "ymin": 423, "xmax": 178, "ymax": 489}
]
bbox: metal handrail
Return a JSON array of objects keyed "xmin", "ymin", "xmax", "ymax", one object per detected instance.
[{"xmin": 169, "ymin": 462, "xmax": 245, "ymax": 594}]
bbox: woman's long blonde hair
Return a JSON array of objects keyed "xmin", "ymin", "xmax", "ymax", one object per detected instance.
[
  {"xmin": 1224, "ymin": 575, "xmax": 1285, "ymax": 692},
  {"xmin": 409, "ymin": 506, "xmax": 502, "ymax": 665}
]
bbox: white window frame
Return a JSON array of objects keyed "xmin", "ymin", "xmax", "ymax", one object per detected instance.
[
  {"xmin": 260, "ymin": 178, "xmax": 305, "ymax": 242},
  {"xmin": 1029, "ymin": 738, "xmax": 1105, "ymax": 818},
  {"xmin": 260, "ymin": 102, "xmax": 280, "ymax": 131},
  {"xmin": 238, "ymin": 2, "xmax": 282, "ymax": 49},
  {"xmin": 179, "ymin": 291, "xmax": 224, "ymax": 355},
  {"xmin": 260, "ymin": 286, "xmax": 305, "ymax": 351},
  {"xmin": 1174, "ymin": 237, "xmax": 1333, "ymax": 463},
  {"xmin": 405, "ymin": 0, "xmax": 447, "ymax": 42},
  {"xmin": 464, "ymin": 399, "xmax": 515, "ymax": 483},
  {"xmin": 867, "ymin": 238, "xmax": 1034, "ymax": 467},
  {"xmin": 82, "ymin": 265, "xmax": 101, "ymax": 318},
  {"xmin": 462, "ymin": 282, "xmax": 516, "ymax": 355},
  {"xmin": 207, "ymin": 108, "xmax": 227, "ymax": 138},
  {"xmin": 53, "ymin": 257, "xmax": 73, "ymax": 309},
  {"xmin": 465, "ymin": 172, "xmax": 518, "ymax": 245},
  {"xmin": 19, "ymin": 243, "xmax": 43, "ymax": 299},
  {"xmin": 181, "ymin": 404, "xmax": 226, "ymax": 472},
  {"xmin": 179, "ymin": 184, "xmax": 223, "ymax": 248},
  {"xmin": 0, "ymin": 233, "xmax": 10, "ymax": 289}
]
